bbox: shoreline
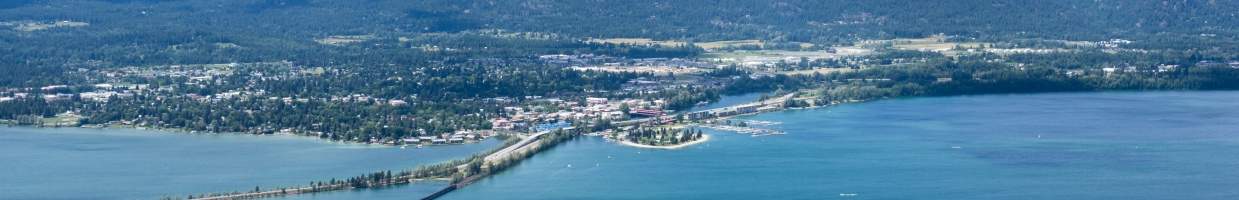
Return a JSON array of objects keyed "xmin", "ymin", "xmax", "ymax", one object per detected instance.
[
  {"xmin": 1, "ymin": 124, "xmax": 502, "ymax": 148},
  {"xmin": 616, "ymin": 134, "xmax": 711, "ymax": 149}
]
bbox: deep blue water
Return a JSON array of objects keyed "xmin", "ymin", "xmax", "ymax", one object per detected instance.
[
  {"xmin": 0, "ymin": 128, "xmax": 499, "ymax": 199},
  {"xmin": 9, "ymin": 91, "xmax": 1239, "ymax": 200},
  {"xmin": 441, "ymin": 92, "xmax": 1239, "ymax": 200}
]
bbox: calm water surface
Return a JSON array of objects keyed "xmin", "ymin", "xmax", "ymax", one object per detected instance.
[
  {"xmin": 12, "ymin": 91, "xmax": 1239, "ymax": 200},
  {"xmin": 0, "ymin": 128, "xmax": 499, "ymax": 199},
  {"xmin": 442, "ymin": 92, "xmax": 1239, "ymax": 200},
  {"xmin": 688, "ymin": 92, "xmax": 769, "ymax": 112}
]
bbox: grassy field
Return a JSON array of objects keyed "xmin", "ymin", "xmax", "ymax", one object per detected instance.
[
  {"xmin": 37, "ymin": 112, "xmax": 83, "ymax": 127},
  {"xmin": 5, "ymin": 20, "xmax": 89, "ymax": 32},
  {"xmin": 588, "ymin": 38, "xmax": 814, "ymax": 51},
  {"xmin": 778, "ymin": 67, "xmax": 858, "ymax": 75},
  {"xmin": 587, "ymin": 38, "xmax": 686, "ymax": 47},
  {"xmin": 695, "ymin": 40, "xmax": 763, "ymax": 49},
  {"xmin": 704, "ymin": 47, "xmax": 873, "ymax": 64},
  {"xmin": 315, "ymin": 35, "xmax": 375, "ymax": 46},
  {"xmin": 856, "ymin": 35, "xmax": 989, "ymax": 57},
  {"xmin": 569, "ymin": 66, "xmax": 703, "ymax": 75}
]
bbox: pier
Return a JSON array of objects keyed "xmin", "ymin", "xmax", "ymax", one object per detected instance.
[
  {"xmin": 424, "ymin": 128, "xmax": 572, "ymax": 199},
  {"xmin": 694, "ymin": 124, "xmax": 784, "ymax": 136},
  {"xmin": 191, "ymin": 176, "xmax": 437, "ymax": 200},
  {"xmin": 729, "ymin": 119, "xmax": 782, "ymax": 126}
]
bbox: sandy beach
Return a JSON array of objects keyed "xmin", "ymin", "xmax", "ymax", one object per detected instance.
[{"xmin": 617, "ymin": 134, "xmax": 711, "ymax": 150}]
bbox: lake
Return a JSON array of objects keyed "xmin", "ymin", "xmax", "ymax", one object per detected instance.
[
  {"xmin": 687, "ymin": 92, "xmax": 769, "ymax": 112},
  {"xmin": 11, "ymin": 91, "xmax": 1239, "ymax": 200},
  {"xmin": 442, "ymin": 91, "xmax": 1239, "ymax": 199},
  {"xmin": 0, "ymin": 128, "xmax": 500, "ymax": 199}
]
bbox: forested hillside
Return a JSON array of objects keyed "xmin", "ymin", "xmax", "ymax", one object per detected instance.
[
  {"xmin": 424, "ymin": 0, "xmax": 1239, "ymax": 41},
  {"xmin": 1, "ymin": 0, "xmax": 1237, "ymax": 143},
  {"xmin": 2, "ymin": 0, "xmax": 1235, "ymax": 69}
]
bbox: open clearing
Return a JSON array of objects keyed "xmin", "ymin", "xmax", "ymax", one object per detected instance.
[
  {"xmin": 704, "ymin": 47, "xmax": 873, "ymax": 66},
  {"xmin": 588, "ymin": 38, "xmax": 813, "ymax": 52},
  {"xmin": 695, "ymin": 40, "xmax": 764, "ymax": 50},
  {"xmin": 779, "ymin": 67, "xmax": 858, "ymax": 75},
  {"xmin": 588, "ymin": 38, "xmax": 687, "ymax": 47},
  {"xmin": 315, "ymin": 35, "xmax": 375, "ymax": 46},
  {"xmin": 3, "ymin": 20, "xmax": 89, "ymax": 32},
  {"xmin": 570, "ymin": 66, "xmax": 703, "ymax": 75},
  {"xmin": 856, "ymin": 36, "xmax": 988, "ymax": 56}
]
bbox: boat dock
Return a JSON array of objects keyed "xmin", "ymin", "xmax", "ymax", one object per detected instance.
[{"xmin": 693, "ymin": 124, "xmax": 785, "ymax": 136}]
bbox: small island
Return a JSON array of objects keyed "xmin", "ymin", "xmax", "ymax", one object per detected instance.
[{"xmin": 613, "ymin": 126, "xmax": 709, "ymax": 149}]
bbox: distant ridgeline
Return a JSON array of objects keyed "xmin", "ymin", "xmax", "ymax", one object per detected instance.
[
  {"xmin": 0, "ymin": 0, "xmax": 1237, "ymax": 145},
  {"xmin": 0, "ymin": 0, "xmax": 1235, "ymax": 64},
  {"xmin": 721, "ymin": 50, "xmax": 1239, "ymax": 104},
  {"xmin": 1, "ymin": 0, "xmax": 1233, "ymax": 85},
  {"xmin": 0, "ymin": 0, "xmax": 1235, "ymax": 73},
  {"xmin": 406, "ymin": 0, "xmax": 1239, "ymax": 41}
]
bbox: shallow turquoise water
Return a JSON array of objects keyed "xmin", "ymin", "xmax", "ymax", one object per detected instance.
[
  {"xmin": 0, "ymin": 128, "xmax": 499, "ymax": 199},
  {"xmin": 439, "ymin": 92, "xmax": 1239, "ymax": 200}
]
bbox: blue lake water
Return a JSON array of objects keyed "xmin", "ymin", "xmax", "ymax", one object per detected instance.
[
  {"xmin": 0, "ymin": 128, "xmax": 500, "ymax": 199},
  {"xmin": 688, "ymin": 92, "xmax": 769, "ymax": 112},
  {"xmin": 440, "ymin": 91, "xmax": 1239, "ymax": 200},
  {"xmin": 10, "ymin": 91, "xmax": 1239, "ymax": 200}
]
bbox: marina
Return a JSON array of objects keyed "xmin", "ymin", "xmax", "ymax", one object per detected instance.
[
  {"xmin": 441, "ymin": 92, "xmax": 1239, "ymax": 200},
  {"xmin": 693, "ymin": 123, "xmax": 785, "ymax": 136}
]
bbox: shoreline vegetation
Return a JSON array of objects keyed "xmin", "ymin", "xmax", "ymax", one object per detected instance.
[
  {"xmin": 16, "ymin": 82, "xmax": 1239, "ymax": 200},
  {"xmin": 0, "ymin": 122, "xmax": 506, "ymax": 148},
  {"xmin": 178, "ymin": 129, "xmax": 582, "ymax": 200},
  {"xmin": 3, "ymin": 1, "xmax": 1239, "ymax": 200},
  {"xmin": 25, "ymin": 89, "xmax": 1239, "ymax": 200},
  {"xmin": 618, "ymin": 134, "xmax": 710, "ymax": 149},
  {"xmin": 175, "ymin": 136, "xmax": 521, "ymax": 200},
  {"xmin": 610, "ymin": 126, "xmax": 709, "ymax": 149}
]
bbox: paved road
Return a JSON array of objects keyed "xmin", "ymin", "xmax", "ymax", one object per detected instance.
[
  {"xmin": 696, "ymin": 93, "xmax": 795, "ymax": 114},
  {"xmin": 484, "ymin": 130, "xmax": 554, "ymax": 163}
]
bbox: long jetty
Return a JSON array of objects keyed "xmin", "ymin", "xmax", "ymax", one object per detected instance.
[
  {"xmin": 190, "ymin": 176, "xmax": 440, "ymax": 200},
  {"xmin": 185, "ymin": 93, "xmax": 800, "ymax": 200},
  {"xmin": 694, "ymin": 124, "xmax": 784, "ymax": 136},
  {"xmin": 422, "ymin": 128, "xmax": 568, "ymax": 199},
  {"xmin": 184, "ymin": 130, "xmax": 560, "ymax": 200}
]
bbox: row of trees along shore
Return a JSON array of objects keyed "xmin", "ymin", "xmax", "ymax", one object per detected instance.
[
  {"xmin": 175, "ymin": 129, "xmax": 583, "ymax": 200},
  {"xmin": 624, "ymin": 126, "xmax": 705, "ymax": 146}
]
